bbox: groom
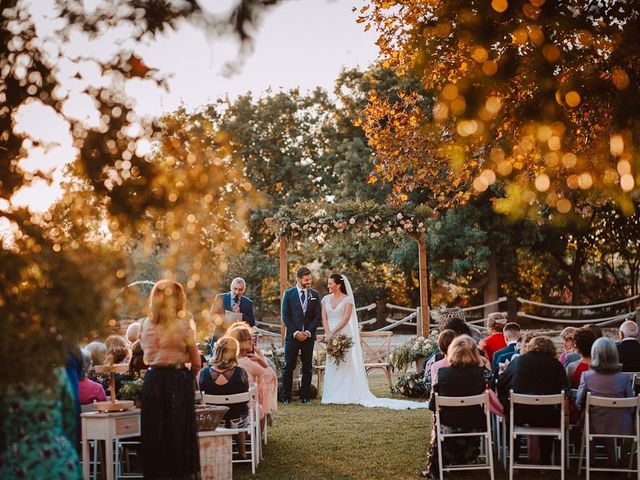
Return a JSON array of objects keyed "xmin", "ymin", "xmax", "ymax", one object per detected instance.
[{"xmin": 280, "ymin": 266, "xmax": 322, "ymax": 404}]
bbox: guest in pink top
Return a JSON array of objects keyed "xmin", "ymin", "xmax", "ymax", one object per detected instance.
[
  {"xmin": 78, "ymin": 349, "xmax": 106, "ymax": 405},
  {"xmin": 430, "ymin": 329, "xmax": 457, "ymax": 387},
  {"xmin": 225, "ymin": 323, "xmax": 278, "ymax": 424}
]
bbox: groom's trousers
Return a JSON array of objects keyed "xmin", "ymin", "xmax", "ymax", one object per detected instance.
[{"xmin": 281, "ymin": 338, "xmax": 314, "ymax": 401}]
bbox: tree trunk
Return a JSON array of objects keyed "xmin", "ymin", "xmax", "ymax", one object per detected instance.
[{"xmin": 483, "ymin": 251, "xmax": 499, "ymax": 319}]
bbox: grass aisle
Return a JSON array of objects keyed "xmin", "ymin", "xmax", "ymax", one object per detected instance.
[{"xmin": 234, "ymin": 376, "xmax": 429, "ymax": 480}]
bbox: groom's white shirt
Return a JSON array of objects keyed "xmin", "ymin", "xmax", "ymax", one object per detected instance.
[{"xmin": 294, "ymin": 285, "xmax": 311, "ymax": 339}]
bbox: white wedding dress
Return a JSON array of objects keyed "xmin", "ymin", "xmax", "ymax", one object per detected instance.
[{"xmin": 320, "ymin": 276, "xmax": 427, "ymax": 410}]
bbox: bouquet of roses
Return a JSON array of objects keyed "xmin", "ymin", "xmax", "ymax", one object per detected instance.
[{"xmin": 324, "ymin": 334, "xmax": 354, "ymax": 366}]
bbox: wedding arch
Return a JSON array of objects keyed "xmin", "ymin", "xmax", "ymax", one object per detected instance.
[{"xmin": 265, "ymin": 201, "xmax": 432, "ymax": 340}]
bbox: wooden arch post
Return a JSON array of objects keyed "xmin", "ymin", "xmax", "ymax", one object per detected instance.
[
  {"xmin": 416, "ymin": 234, "xmax": 430, "ymax": 337},
  {"xmin": 278, "ymin": 235, "xmax": 288, "ymax": 342}
]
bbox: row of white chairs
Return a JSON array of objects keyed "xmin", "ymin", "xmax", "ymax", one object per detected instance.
[
  {"xmin": 433, "ymin": 390, "xmax": 640, "ymax": 480},
  {"xmin": 196, "ymin": 383, "xmax": 265, "ymax": 475}
]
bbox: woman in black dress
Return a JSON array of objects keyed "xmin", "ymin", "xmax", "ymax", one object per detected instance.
[{"xmin": 139, "ymin": 280, "xmax": 201, "ymax": 480}]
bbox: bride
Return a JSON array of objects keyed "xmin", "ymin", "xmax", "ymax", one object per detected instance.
[{"xmin": 321, "ymin": 273, "xmax": 427, "ymax": 409}]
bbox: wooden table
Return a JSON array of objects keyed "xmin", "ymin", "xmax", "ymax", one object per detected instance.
[
  {"xmin": 198, "ymin": 428, "xmax": 239, "ymax": 480},
  {"xmin": 81, "ymin": 409, "xmax": 141, "ymax": 480}
]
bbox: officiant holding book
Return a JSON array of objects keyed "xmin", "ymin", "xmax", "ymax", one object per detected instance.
[{"xmin": 210, "ymin": 277, "xmax": 256, "ymax": 346}]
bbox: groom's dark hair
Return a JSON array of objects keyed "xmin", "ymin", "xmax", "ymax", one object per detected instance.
[{"xmin": 296, "ymin": 266, "xmax": 312, "ymax": 279}]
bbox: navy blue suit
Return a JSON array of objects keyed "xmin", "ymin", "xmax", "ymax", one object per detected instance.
[
  {"xmin": 210, "ymin": 292, "xmax": 256, "ymax": 347},
  {"xmin": 280, "ymin": 286, "xmax": 322, "ymax": 401}
]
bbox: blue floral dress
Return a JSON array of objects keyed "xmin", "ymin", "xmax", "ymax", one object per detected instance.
[{"xmin": 0, "ymin": 368, "xmax": 81, "ymax": 479}]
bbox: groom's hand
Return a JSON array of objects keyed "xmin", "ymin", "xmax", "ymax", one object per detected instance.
[{"xmin": 294, "ymin": 331, "xmax": 306, "ymax": 341}]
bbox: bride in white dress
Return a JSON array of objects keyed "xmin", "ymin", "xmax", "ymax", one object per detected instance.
[{"xmin": 320, "ymin": 273, "xmax": 427, "ymax": 409}]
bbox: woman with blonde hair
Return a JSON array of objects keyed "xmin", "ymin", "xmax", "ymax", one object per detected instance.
[
  {"xmin": 199, "ymin": 336, "xmax": 250, "ymax": 458},
  {"xmin": 139, "ymin": 280, "xmax": 201, "ymax": 480},
  {"xmin": 423, "ymin": 335, "xmax": 489, "ymax": 479},
  {"xmin": 225, "ymin": 323, "xmax": 278, "ymax": 422}
]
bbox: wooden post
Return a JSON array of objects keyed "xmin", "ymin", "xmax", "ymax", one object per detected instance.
[
  {"xmin": 417, "ymin": 235, "xmax": 430, "ymax": 336},
  {"xmin": 279, "ymin": 235, "xmax": 288, "ymax": 342}
]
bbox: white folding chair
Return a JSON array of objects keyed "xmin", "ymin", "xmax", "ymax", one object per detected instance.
[
  {"xmin": 434, "ymin": 391, "xmax": 495, "ymax": 480},
  {"xmin": 249, "ymin": 385, "xmax": 263, "ymax": 463},
  {"xmin": 202, "ymin": 384, "xmax": 259, "ymax": 475},
  {"xmin": 578, "ymin": 393, "xmax": 640, "ymax": 480},
  {"xmin": 508, "ymin": 391, "xmax": 565, "ymax": 480}
]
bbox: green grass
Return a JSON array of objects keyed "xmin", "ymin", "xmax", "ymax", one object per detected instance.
[{"xmin": 234, "ymin": 375, "xmax": 612, "ymax": 479}]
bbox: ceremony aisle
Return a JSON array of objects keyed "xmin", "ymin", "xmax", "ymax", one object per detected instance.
[{"xmin": 235, "ymin": 376, "xmax": 428, "ymax": 480}]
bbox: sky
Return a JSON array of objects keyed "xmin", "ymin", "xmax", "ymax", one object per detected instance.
[{"xmin": 14, "ymin": 0, "xmax": 380, "ymax": 213}]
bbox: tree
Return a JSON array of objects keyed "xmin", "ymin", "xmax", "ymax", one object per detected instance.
[
  {"xmin": 0, "ymin": 0, "xmax": 281, "ymax": 387},
  {"xmin": 360, "ymin": 0, "xmax": 640, "ymax": 218}
]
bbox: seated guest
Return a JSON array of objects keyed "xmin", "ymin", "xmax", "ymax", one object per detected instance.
[
  {"xmin": 584, "ymin": 323, "xmax": 603, "ymax": 339},
  {"xmin": 100, "ymin": 336, "xmax": 130, "ymax": 397},
  {"xmin": 423, "ymin": 335, "xmax": 489, "ymax": 479},
  {"xmin": 567, "ymin": 328, "xmax": 597, "ymax": 388},
  {"xmin": 128, "ymin": 340, "xmax": 147, "ymax": 377},
  {"xmin": 225, "ymin": 323, "xmax": 278, "ymax": 422},
  {"xmin": 105, "ymin": 335, "xmax": 130, "ymax": 362},
  {"xmin": 430, "ymin": 329, "xmax": 457, "ymax": 386},
  {"xmin": 559, "ymin": 327, "xmax": 579, "ymax": 367},
  {"xmin": 616, "ymin": 320, "xmax": 640, "ymax": 372},
  {"xmin": 84, "ymin": 341, "xmax": 107, "ymax": 381},
  {"xmin": 492, "ymin": 322, "xmax": 521, "ymax": 372},
  {"xmin": 126, "ymin": 321, "xmax": 141, "ymax": 345},
  {"xmin": 424, "ymin": 309, "xmax": 472, "ymax": 393},
  {"xmin": 577, "ymin": 337, "xmax": 634, "ymax": 465},
  {"xmin": 199, "ymin": 337, "xmax": 250, "ymax": 458},
  {"xmin": 497, "ymin": 336, "xmax": 568, "ymax": 465},
  {"xmin": 479, "ymin": 312, "xmax": 508, "ymax": 364},
  {"xmin": 491, "ymin": 322, "xmax": 521, "ymax": 387},
  {"xmin": 78, "ymin": 349, "xmax": 107, "ymax": 405}
]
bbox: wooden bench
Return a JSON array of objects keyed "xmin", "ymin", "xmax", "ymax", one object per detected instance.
[{"xmin": 314, "ymin": 331, "xmax": 393, "ymax": 391}]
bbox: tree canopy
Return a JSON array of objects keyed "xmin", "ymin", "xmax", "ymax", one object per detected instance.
[{"xmin": 360, "ymin": 0, "xmax": 640, "ymax": 219}]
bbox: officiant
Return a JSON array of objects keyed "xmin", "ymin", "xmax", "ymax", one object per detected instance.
[{"xmin": 210, "ymin": 277, "xmax": 256, "ymax": 346}]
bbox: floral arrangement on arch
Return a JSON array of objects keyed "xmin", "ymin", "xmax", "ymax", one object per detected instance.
[
  {"xmin": 390, "ymin": 332, "xmax": 439, "ymax": 372},
  {"xmin": 269, "ymin": 200, "xmax": 431, "ymax": 243}
]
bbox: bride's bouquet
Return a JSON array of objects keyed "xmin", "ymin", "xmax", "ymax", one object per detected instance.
[{"xmin": 324, "ymin": 334, "xmax": 354, "ymax": 366}]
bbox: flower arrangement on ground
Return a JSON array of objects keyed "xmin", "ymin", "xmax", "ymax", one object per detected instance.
[
  {"xmin": 265, "ymin": 343, "xmax": 285, "ymax": 374},
  {"xmin": 324, "ymin": 334, "xmax": 354, "ymax": 366},
  {"xmin": 390, "ymin": 332, "xmax": 439, "ymax": 372},
  {"xmin": 394, "ymin": 372, "xmax": 428, "ymax": 398}
]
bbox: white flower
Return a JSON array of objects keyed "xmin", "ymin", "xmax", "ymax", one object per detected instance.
[
  {"xmin": 396, "ymin": 227, "xmax": 403, "ymax": 234},
  {"xmin": 409, "ymin": 382, "xmax": 415, "ymax": 388},
  {"xmin": 385, "ymin": 226, "xmax": 391, "ymax": 232},
  {"xmin": 349, "ymin": 217, "xmax": 356, "ymax": 224},
  {"xmin": 397, "ymin": 213, "xmax": 403, "ymax": 220},
  {"xmin": 322, "ymin": 224, "xmax": 328, "ymax": 231},
  {"xmin": 418, "ymin": 222, "xmax": 424, "ymax": 228}
]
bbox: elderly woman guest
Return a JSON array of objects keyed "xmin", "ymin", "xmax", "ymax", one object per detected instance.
[
  {"xmin": 199, "ymin": 337, "xmax": 250, "ymax": 458},
  {"xmin": 498, "ymin": 336, "xmax": 568, "ymax": 465},
  {"xmin": 576, "ymin": 337, "xmax": 634, "ymax": 464},
  {"xmin": 566, "ymin": 328, "xmax": 597, "ymax": 388},
  {"xmin": 225, "ymin": 323, "xmax": 278, "ymax": 422},
  {"xmin": 422, "ymin": 335, "xmax": 489, "ymax": 479},
  {"xmin": 84, "ymin": 341, "xmax": 107, "ymax": 380},
  {"xmin": 78, "ymin": 349, "xmax": 107, "ymax": 405},
  {"xmin": 479, "ymin": 312, "xmax": 508, "ymax": 364},
  {"xmin": 126, "ymin": 321, "xmax": 141, "ymax": 345},
  {"xmin": 140, "ymin": 280, "xmax": 201, "ymax": 480}
]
